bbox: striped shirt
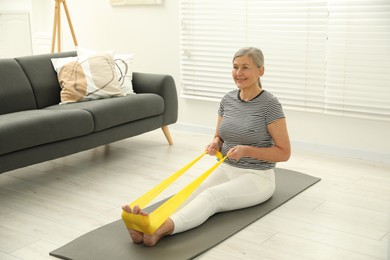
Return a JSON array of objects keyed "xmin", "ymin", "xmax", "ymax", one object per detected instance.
[{"xmin": 218, "ymin": 89, "xmax": 285, "ymax": 170}]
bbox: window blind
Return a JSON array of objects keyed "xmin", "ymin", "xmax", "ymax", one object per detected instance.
[
  {"xmin": 325, "ymin": 0, "xmax": 390, "ymax": 120},
  {"xmin": 180, "ymin": 0, "xmax": 390, "ymax": 121}
]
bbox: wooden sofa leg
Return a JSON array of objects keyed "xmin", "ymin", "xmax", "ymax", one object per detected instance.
[{"xmin": 161, "ymin": 125, "xmax": 173, "ymax": 145}]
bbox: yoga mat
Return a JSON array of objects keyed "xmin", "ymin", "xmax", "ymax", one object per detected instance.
[{"xmin": 50, "ymin": 168, "xmax": 320, "ymax": 260}]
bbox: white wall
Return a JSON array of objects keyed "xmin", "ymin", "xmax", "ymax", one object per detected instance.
[
  {"xmin": 62, "ymin": 0, "xmax": 179, "ymax": 76},
  {"xmin": 17, "ymin": 0, "xmax": 390, "ymax": 164},
  {"xmin": 0, "ymin": 0, "xmax": 30, "ymax": 12}
]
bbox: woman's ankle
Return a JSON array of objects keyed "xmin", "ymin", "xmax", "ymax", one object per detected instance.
[{"xmin": 143, "ymin": 219, "xmax": 174, "ymax": 246}]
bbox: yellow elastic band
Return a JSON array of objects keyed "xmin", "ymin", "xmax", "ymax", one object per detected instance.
[{"xmin": 122, "ymin": 151, "xmax": 227, "ymax": 234}]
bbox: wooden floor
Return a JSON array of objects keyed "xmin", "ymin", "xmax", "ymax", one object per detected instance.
[{"xmin": 0, "ymin": 129, "xmax": 389, "ymax": 260}]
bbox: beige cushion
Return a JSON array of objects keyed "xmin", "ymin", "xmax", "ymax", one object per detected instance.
[
  {"xmin": 51, "ymin": 53, "xmax": 125, "ymax": 104},
  {"xmin": 76, "ymin": 46, "xmax": 135, "ymax": 95}
]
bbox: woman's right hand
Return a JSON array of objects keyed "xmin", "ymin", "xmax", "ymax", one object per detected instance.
[{"xmin": 205, "ymin": 137, "xmax": 221, "ymax": 155}]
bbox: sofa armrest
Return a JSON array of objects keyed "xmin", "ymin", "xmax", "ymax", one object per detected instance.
[{"xmin": 132, "ymin": 72, "xmax": 178, "ymax": 126}]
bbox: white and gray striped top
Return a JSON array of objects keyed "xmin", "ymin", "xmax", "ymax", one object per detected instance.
[{"xmin": 218, "ymin": 89, "xmax": 285, "ymax": 170}]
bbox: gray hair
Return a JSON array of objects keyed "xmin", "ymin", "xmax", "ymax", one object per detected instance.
[{"xmin": 233, "ymin": 47, "xmax": 264, "ymax": 68}]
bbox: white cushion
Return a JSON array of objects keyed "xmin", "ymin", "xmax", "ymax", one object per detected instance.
[{"xmin": 51, "ymin": 53, "xmax": 125, "ymax": 104}]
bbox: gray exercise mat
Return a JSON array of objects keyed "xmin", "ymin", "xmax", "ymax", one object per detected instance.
[{"xmin": 50, "ymin": 168, "xmax": 320, "ymax": 260}]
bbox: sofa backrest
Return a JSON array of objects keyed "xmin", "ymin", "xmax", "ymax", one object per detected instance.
[
  {"xmin": 15, "ymin": 51, "xmax": 76, "ymax": 108},
  {"xmin": 0, "ymin": 58, "xmax": 37, "ymax": 115}
]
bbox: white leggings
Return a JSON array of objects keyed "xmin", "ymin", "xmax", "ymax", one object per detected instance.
[{"xmin": 170, "ymin": 163, "xmax": 275, "ymax": 234}]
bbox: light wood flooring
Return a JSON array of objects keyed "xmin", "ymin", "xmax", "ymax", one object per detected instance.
[{"xmin": 0, "ymin": 129, "xmax": 389, "ymax": 260}]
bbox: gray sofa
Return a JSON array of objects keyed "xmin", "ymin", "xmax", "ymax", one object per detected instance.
[{"xmin": 0, "ymin": 51, "xmax": 178, "ymax": 174}]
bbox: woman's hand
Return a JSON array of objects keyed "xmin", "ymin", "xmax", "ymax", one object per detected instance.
[
  {"xmin": 227, "ymin": 145, "xmax": 246, "ymax": 161},
  {"xmin": 206, "ymin": 137, "xmax": 222, "ymax": 155}
]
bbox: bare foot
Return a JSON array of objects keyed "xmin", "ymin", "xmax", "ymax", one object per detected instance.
[
  {"xmin": 143, "ymin": 218, "xmax": 174, "ymax": 247},
  {"xmin": 122, "ymin": 205, "xmax": 147, "ymax": 244}
]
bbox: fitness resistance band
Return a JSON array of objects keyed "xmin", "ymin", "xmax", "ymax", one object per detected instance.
[{"xmin": 121, "ymin": 151, "xmax": 228, "ymax": 234}]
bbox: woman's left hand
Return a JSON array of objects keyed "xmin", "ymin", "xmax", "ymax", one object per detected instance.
[{"xmin": 227, "ymin": 145, "xmax": 246, "ymax": 161}]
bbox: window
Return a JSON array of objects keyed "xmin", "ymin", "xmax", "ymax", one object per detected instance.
[{"xmin": 180, "ymin": 0, "xmax": 390, "ymax": 121}]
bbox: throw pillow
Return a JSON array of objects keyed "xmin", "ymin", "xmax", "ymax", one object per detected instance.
[
  {"xmin": 51, "ymin": 53, "xmax": 125, "ymax": 104},
  {"xmin": 77, "ymin": 46, "xmax": 135, "ymax": 94},
  {"xmin": 113, "ymin": 54, "xmax": 135, "ymax": 95}
]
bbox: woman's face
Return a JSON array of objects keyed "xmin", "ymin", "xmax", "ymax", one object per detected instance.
[{"xmin": 232, "ymin": 55, "xmax": 264, "ymax": 90}]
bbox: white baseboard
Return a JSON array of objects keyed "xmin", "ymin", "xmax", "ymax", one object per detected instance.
[
  {"xmin": 171, "ymin": 123, "xmax": 390, "ymax": 165},
  {"xmin": 292, "ymin": 140, "xmax": 390, "ymax": 165},
  {"xmin": 171, "ymin": 123, "xmax": 215, "ymax": 136}
]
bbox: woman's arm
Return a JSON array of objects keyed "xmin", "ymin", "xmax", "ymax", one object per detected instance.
[
  {"xmin": 228, "ymin": 118, "xmax": 291, "ymax": 162},
  {"xmin": 206, "ymin": 115, "xmax": 223, "ymax": 155}
]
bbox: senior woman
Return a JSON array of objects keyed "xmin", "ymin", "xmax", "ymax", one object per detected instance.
[{"xmin": 122, "ymin": 47, "xmax": 291, "ymax": 246}]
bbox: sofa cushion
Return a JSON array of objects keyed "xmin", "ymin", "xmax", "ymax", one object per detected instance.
[
  {"xmin": 15, "ymin": 51, "xmax": 77, "ymax": 108},
  {"xmin": 0, "ymin": 109, "xmax": 94, "ymax": 156},
  {"xmin": 0, "ymin": 59, "xmax": 37, "ymax": 115},
  {"xmin": 45, "ymin": 93, "xmax": 164, "ymax": 132},
  {"xmin": 51, "ymin": 54, "xmax": 125, "ymax": 104}
]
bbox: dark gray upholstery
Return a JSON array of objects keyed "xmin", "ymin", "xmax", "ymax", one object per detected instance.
[
  {"xmin": 132, "ymin": 72, "xmax": 177, "ymax": 126},
  {"xmin": 0, "ymin": 109, "xmax": 93, "ymax": 156},
  {"xmin": 45, "ymin": 93, "xmax": 164, "ymax": 132},
  {"xmin": 0, "ymin": 59, "xmax": 37, "ymax": 114},
  {"xmin": 15, "ymin": 51, "xmax": 77, "ymax": 108},
  {"xmin": 0, "ymin": 52, "xmax": 178, "ymax": 174}
]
